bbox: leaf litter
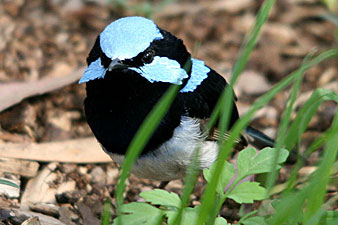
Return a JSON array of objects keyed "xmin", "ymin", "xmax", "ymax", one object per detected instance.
[{"xmin": 0, "ymin": 0, "xmax": 337, "ymax": 224}]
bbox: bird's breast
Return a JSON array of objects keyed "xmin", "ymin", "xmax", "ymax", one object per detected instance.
[{"xmin": 105, "ymin": 116, "xmax": 219, "ymax": 181}]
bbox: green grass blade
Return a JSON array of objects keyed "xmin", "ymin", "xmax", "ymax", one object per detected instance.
[
  {"xmin": 319, "ymin": 210, "xmax": 338, "ymax": 225},
  {"xmin": 282, "ymin": 89, "xmax": 338, "ymax": 194},
  {"xmin": 171, "ymin": 146, "xmax": 201, "ymax": 225},
  {"xmin": 269, "ymin": 107, "xmax": 338, "ymax": 225},
  {"xmin": 305, "ymin": 208, "xmax": 327, "ymax": 225},
  {"xmin": 230, "ymin": 0, "xmax": 277, "ymax": 84},
  {"xmin": 320, "ymin": 13, "xmax": 338, "ymax": 27},
  {"xmin": 115, "ymin": 84, "xmax": 180, "ymax": 224},
  {"xmin": 285, "ymin": 88, "xmax": 338, "ymax": 151},
  {"xmin": 197, "ymin": 48, "xmax": 338, "ymax": 225},
  {"xmin": 101, "ymin": 198, "xmax": 112, "ymax": 225},
  {"xmin": 265, "ymin": 49, "xmax": 338, "ymax": 196},
  {"xmin": 263, "ymin": 52, "xmax": 313, "ymax": 195},
  {"xmin": 268, "ymin": 189, "xmax": 309, "ymax": 224},
  {"xmin": 304, "ymin": 107, "xmax": 338, "ymax": 222},
  {"xmin": 196, "ymin": 1, "xmax": 277, "ymax": 224},
  {"xmin": 0, "ymin": 178, "xmax": 20, "ymax": 189}
]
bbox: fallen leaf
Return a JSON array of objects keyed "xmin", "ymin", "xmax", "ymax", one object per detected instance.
[
  {"xmin": 0, "ymin": 68, "xmax": 84, "ymax": 113},
  {"xmin": 0, "ymin": 137, "xmax": 112, "ymax": 163}
]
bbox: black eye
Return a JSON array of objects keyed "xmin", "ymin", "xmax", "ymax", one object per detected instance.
[
  {"xmin": 100, "ymin": 49, "xmax": 112, "ymax": 68},
  {"xmin": 142, "ymin": 50, "xmax": 155, "ymax": 64}
]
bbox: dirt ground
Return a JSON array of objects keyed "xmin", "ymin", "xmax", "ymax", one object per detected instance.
[{"xmin": 0, "ymin": 0, "xmax": 337, "ymax": 224}]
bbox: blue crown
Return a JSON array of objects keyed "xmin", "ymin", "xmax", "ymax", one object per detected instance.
[{"xmin": 100, "ymin": 16, "xmax": 163, "ymax": 60}]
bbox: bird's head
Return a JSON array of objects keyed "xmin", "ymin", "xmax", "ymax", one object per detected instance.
[{"xmin": 79, "ymin": 16, "xmax": 192, "ymax": 86}]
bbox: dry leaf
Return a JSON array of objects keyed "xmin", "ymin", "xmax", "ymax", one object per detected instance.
[{"xmin": 0, "ymin": 68, "xmax": 84, "ymax": 113}]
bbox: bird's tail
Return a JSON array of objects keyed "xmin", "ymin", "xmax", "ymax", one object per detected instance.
[{"xmin": 244, "ymin": 126, "xmax": 275, "ymax": 149}]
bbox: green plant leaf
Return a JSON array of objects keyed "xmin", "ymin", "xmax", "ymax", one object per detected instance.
[
  {"xmin": 237, "ymin": 147, "xmax": 289, "ymax": 180},
  {"xmin": 166, "ymin": 206, "xmax": 199, "ymax": 225},
  {"xmin": 215, "ymin": 216, "xmax": 230, "ymax": 225},
  {"xmin": 140, "ymin": 189, "xmax": 181, "ymax": 208},
  {"xmin": 241, "ymin": 216, "xmax": 268, "ymax": 225},
  {"xmin": 227, "ymin": 181, "xmax": 266, "ymax": 204},
  {"xmin": 203, "ymin": 161, "xmax": 236, "ymax": 195},
  {"xmin": 113, "ymin": 202, "xmax": 164, "ymax": 225}
]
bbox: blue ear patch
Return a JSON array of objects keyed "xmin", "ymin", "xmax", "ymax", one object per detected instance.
[
  {"xmin": 100, "ymin": 17, "xmax": 163, "ymax": 60},
  {"xmin": 79, "ymin": 58, "xmax": 107, "ymax": 84},
  {"xmin": 129, "ymin": 56, "xmax": 188, "ymax": 84},
  {"xmin": 180, "ymin": 58, "xmax": 210, "ymax": 92},
  {"xmin": 129, "ymin": 57, "xmax": 209, "ymax": 91}
]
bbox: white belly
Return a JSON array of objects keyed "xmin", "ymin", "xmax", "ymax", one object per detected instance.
[{"xmin": 107, "ymin": 116, "xmax": 219, "ymax": 181}]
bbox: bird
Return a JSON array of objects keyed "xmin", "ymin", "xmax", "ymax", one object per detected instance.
[{"xmin": 79, "ymin": 16, "xmax": 274, "ymax": 184}]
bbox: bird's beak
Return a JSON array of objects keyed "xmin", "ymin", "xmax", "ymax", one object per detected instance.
[{"xmin": 108, "ymin": 58, "xmax": 128, "ymax": 71}]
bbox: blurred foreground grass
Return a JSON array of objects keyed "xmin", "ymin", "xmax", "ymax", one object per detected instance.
[{"xmin": 100, "ymin": 0, "xmax": 338, "ymax": 224}]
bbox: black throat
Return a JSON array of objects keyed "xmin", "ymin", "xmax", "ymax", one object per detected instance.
[{"xmin": 84, "ymin": 70, "xmax": 184, "ymax": 156}]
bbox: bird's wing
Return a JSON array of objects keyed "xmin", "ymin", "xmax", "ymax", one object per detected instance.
[
  {"xmin": 198, "ymin": 118, "xmax": 248, "ymax": 151},
  {"xmin": 179, "ymin": 68, "xmax": 248, "ymax": 150},
  {"xmin": 179, "ymin": 68, "xmax": 238, "ymax": 121}
]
